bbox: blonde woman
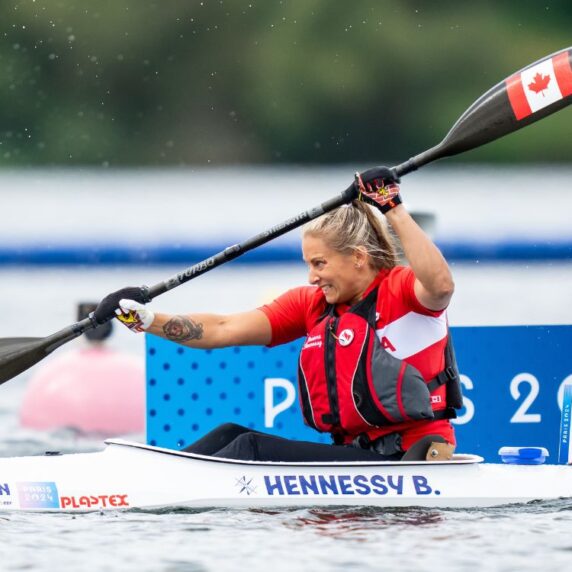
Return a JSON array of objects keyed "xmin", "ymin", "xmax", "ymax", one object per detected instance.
[{"xmin": 95, "ymin": 167, "xmax": 462, "ymax": 462}]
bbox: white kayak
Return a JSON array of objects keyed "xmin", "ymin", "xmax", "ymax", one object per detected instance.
[{"xmin": 0, "ymin": 439, "xmax": 570, "ymax": 512}]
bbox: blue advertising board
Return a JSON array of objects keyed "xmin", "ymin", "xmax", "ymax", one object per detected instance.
[{"xmin": 146, "ymin": 325, "xmax": 572, "ymax": 463}]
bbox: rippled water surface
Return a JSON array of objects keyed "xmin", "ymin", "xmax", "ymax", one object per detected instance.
[{"xmin": 3, "ymin": 501, "xmax": 572, "ymax": 572}]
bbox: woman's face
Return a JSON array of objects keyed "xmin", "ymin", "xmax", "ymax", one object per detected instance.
[{"xmin": 302, "ymin": 234, "xmax": 365, "ymax": 305}]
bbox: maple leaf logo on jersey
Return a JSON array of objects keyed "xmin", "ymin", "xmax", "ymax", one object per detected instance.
[
  {"xmin": 338, "ymin": 329, "xmax": 354, "ymax": 347},
  {"xmin": 528, "ymin": 72, "xmax": 551, "ymax": 96}
]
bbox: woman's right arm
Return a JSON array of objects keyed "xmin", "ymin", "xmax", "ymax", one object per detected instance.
[
  {"xmin": 146, "ymin": 309, "xmax": 272, "ymax": 349},
  {"xmin": 93, "ymin": 287, "xmax": 273, "ymax": 349}
]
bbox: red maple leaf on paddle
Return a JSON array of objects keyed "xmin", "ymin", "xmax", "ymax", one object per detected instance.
[{"xmin": 528, "ymin": 72, "xmax": 551, "ymax": 95}]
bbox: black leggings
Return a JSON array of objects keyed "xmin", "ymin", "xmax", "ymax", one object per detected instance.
[{"xmin": 182, "ymin": 423, "xmax": 397, "ymax": 462}]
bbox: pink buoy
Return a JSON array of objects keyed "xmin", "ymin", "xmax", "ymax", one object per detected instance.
[{"xmin": 19, "ymin": 345, "xmax": 145, "ymax": 435}]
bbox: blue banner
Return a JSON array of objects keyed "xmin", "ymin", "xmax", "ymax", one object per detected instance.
[
  {"xmin": 146, "ymin": 325, "xmax": 572, "ymax": 463},
  {"xmin": 1, "ymin": 239, "xmax": 571, "ymax": 266}
]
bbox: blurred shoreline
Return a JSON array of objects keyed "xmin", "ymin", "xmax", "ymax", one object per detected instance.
[{"xmin": 1, "ymin": 165, "xmax": 571, "ymax": 249}]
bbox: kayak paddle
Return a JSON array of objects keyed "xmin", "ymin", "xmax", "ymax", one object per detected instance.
[{"xmin": 0, "ymin": 46, "xmax": 570, "ymax": 385}]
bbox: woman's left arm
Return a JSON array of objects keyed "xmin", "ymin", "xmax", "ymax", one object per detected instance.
[
  {"xmin": 385, "ymin": 205, "xmax": 454, "ymax": 311},
  {"xmin": 354, "ymin": 167, "xmax": 454, "ymax": 311}
]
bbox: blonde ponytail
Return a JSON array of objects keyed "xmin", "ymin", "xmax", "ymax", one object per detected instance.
[{"xmin": 303, "ymin": 201, "xmax": 398, "ymax": 270}]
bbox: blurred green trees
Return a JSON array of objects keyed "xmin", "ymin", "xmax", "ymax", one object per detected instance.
[{"xmin": 0, "ymin": 0, "xmax": 570, "ymax": 166}]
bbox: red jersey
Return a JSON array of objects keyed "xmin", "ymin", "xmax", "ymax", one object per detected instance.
[{"xmin": 259, "ymin": 267, "xmax": 455, "ymax": 449}]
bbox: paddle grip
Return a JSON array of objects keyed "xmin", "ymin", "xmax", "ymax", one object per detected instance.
[{"xmin": 86, "ymin": 285, "xmax": 152, "ymax": 329}]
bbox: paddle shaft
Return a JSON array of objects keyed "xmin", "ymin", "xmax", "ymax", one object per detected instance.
[
  {"xmin": 6, "ymin": 150, "xmax": 445, "ymax": 348},
  {"xmin": 146, "ymin": 184, "xmax": 357, "ymax": 299},
  {"xmin": 17, "ymin": 184, "xmax": 359, "ymax": 353}
]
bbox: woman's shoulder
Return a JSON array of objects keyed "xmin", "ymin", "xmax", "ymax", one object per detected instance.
[
  {"xmin": 379, "ymin": 265, "xmax": 445, "ymax": 317},
  {"xmin": 281, "ymin": 285, "xmax": 323, "ymax": 306},
  {"xmin": 280, "ymin": 285, "xmax": 328, "ymax": 326},
  {"xmin": 258, "ymin": 285, "xmax": 326, "ymax": 345},
  {"xmin": 260, "ymin": 285, "xmax": 324, "ymax": 317},
  {"xmin": 378, "ymin": 266, "xmax": 416, "ymax": 304},
  {"xmin": 386, "ymin": 265, "xmax": 413, "ymax": 277},
  {"xmin": 380, "ymin": 265, "xmax": 414, "ymax": 291},
  {"xmin": 298, "ymin": 285, "xmax": 328, "ymax": 318}
]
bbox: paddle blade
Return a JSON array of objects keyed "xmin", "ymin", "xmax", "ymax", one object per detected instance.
[
  {"xmin": 399, "ymin": 47, "xmax": 572, "ymax": 173},
  {"xmin": 0, "ymin": 337, "xmax": 53, "ymax": 385},
  {"xmin": 0, "ymin": 320, "xmax": 90, "ymax": 385}
]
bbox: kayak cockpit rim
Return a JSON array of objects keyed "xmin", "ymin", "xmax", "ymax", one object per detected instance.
[{"xmin": 104, "ymin": 438, "xmax": 485, "ymax": 466}]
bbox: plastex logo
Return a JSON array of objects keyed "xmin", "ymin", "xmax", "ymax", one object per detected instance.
[{"xmin": 60, "ymin": 494, "xmax": 129, "ymax": 509}]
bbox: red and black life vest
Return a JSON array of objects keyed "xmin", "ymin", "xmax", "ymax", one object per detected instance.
[{"xmin": 297, "ymin": 287, "xmax": 462, "ymax": 442}]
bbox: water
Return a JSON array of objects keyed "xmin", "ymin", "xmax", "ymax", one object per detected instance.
[
  {"xmin": 3, "ymin": 503, "xmax": 572, "ymax": 571},
  {"xmin": 1, "ymin": 167, "xmax": 572, "ymax": 571}
]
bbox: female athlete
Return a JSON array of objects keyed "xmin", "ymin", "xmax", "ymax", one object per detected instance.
[{"xmin": 94, "ymin": 167, "xmax": 462, "ymax": 462}]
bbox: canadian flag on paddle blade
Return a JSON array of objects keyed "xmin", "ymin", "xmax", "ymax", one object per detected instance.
[{"xmin": 506, "ymin": 49, "xmax": 572, "ymax": 120}]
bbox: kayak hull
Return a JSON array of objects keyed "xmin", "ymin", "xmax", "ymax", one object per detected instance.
[{"xmin": 0, "ymin": 440, "xmax": 570, "ymax": 512}]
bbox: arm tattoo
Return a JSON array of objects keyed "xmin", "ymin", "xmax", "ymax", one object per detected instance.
[{"xmin": 163, "ymin": 315, "xmax": 204, "ymax": 342}]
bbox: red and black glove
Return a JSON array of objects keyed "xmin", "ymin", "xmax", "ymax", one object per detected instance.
[{"xmin": 354, "ymin": 166, "xmax": 402, "ymax": 214}]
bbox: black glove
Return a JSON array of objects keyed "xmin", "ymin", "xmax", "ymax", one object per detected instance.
[
  {"xmin": 354, "ymin": 166, "xmax": 402, "ymax": 214},
  {"xmin": 93, "ymin": 286, "xmax": 151, "ymax": 324}
]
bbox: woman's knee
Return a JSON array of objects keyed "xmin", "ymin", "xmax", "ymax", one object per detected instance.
[
  {"xmin": 182, "ymin": 423, "xmax": 251, "ymax": 454},
  {"xmin": 215, "ymin": 432, "xmax": 259, "ymax": 461},
  {"xmin": 213, "ymin": 422, "xmax": 249, "ymax": 434}
]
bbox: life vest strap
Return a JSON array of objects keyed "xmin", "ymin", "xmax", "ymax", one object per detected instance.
[
  {"xmin": 432, "ymin": 407, "xmax": 457, "ymax": 420},
  {"xmin": 426, "ymin": 366, "xmax": 458, "ymax": 394}
]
